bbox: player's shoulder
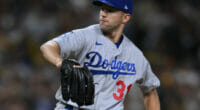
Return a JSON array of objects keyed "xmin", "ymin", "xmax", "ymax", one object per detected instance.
[
  {"xmin": 56, "ymin": 24, "xmax": 100, "ymax": 42},
  {"xmin": 60, "ymin": 24, "xmax": 100, "ymax": 42},
  {"xmin": 72, "ymin": 24, "xmax": 101, "ymax": 35}
]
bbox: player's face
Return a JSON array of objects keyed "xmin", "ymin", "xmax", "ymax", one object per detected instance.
[{"xmin": 99, "ymin": 4, "xmax": 130, "ymax": 33}]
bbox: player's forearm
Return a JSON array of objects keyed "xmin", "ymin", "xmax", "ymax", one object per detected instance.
[
  {"xmin": 40, "ymin": 41, "xmax": 63, "ymax": 68},
  {"xmin": 143, "ymin": 89, "xmax": 160, "ymax": 110}
]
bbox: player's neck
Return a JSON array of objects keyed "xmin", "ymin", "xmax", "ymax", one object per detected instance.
[{"xmin": 104, "ymin": 25, "xmax": 124, "ymax": 43}]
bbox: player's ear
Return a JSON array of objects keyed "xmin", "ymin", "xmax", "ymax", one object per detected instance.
[{"xmin": 122, "ymin": 13, "xmax": 131, "ymax": 24}]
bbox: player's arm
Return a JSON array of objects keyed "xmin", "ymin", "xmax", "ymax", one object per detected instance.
[
  {"xmin": 40, "ymin": 41, "xmax": 63, "ymax": 69},
  {"xmin": 143, "ymin": 89, "xmax": 160, "ymax": 110}
]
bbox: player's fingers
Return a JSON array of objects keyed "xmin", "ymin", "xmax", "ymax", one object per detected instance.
[{"xmin": 73, "ymin": 65, "xmax": 81, "ymax": 68}]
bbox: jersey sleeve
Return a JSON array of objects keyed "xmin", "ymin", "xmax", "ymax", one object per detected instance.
[
  {"xmin": 52, "ymin": 30, "xmax": 87, "ymax": 59},
  {"xmin": 136, "ymin": 56, "xmax": 160, "ymax": 93}
]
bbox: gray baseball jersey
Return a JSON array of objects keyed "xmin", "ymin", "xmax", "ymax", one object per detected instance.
[{"xmin": 52, "ymin": 24, "xmax": 160, "ymax": 110}]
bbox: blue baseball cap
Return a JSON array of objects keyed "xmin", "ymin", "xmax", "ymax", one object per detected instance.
[{"xmin": 93, "ymin": 0, "xmax": 133, "ymax": 14}]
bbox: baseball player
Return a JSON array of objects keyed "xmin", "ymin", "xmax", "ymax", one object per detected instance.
[{"xmin": 40, "ymin": 0, "xmax": 160, "ymax": 110}]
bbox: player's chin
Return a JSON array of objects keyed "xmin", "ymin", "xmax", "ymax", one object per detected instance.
[
  {"xmin": 100, "ymin": 24, "xmax": 108, "ymax": 32},
  {"xmin": 100, "ymin": 23, "xmax": 104, "ymax": 28},
  {"xmin": 100, "ymin": 27, "xmax": 112, "ymax": 34}
]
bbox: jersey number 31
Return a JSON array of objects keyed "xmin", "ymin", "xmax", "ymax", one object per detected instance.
[{"xmin": 113, "ymin": 80, "xmax": 132, "ymax": 101}]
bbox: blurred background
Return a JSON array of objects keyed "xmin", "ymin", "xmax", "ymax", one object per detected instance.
[{"xmin": 0, "ymin": 0, "xmax": 199, "ymax": 110}]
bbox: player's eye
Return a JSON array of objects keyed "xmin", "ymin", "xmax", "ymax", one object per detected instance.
[{"xmin": 107, "ymin": 8, "xmax": 116, "ymax": 12}]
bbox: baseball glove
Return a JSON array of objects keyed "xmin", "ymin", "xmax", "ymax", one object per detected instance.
[{"xmin": 60, "ymin": 59, "xmax": 94, "ymax": 106}]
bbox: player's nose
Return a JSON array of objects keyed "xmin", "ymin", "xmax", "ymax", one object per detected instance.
[{"xmin": 100, "ymin": 9, "xmax": 107, "ymax": 17}]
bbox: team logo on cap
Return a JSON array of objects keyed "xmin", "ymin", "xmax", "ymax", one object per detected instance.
[{"xmin": 124, "ymin": 5, "xmax": 128, "ymax": 10}]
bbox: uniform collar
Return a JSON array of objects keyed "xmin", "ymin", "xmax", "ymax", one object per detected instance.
[{"xmin": 115, "ymin": 35, "xmax": 124, "ymax": 48}]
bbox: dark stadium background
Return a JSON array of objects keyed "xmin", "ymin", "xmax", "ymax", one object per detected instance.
[{"xmin": 0, "ymin": 0, "xmax": 199, "ymax": 110}]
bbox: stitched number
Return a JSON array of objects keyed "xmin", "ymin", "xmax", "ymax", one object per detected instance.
[
  {"xmin": 113, "ymin": 80, "xmax": 125, "ymax": 101},
  {"xmin": 113, "ymin": 80, "xmax": 133, "ymax": 101},
  {"xmin": 126, "ymin": 84, "xmax": 133, "ymax": 94}
]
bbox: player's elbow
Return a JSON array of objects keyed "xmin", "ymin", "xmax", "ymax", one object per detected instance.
[
  {"xmin": 40, "ymin": 43, "xmax": 47, "ymax": 55},
  {"xmin": 40, "ymin": 41, "xmax": 60, "ymax": 56},
  {"xmin": 40, "ymin": 41, "xmax": 52, "ymax": 56}
]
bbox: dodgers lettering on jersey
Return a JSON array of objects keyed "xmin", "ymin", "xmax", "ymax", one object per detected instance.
[
  {"xmin": 52, "ymin": 24, "xmax": 160, "ymax": 110},
  {"xmin": 84, "ymin": 51, "xmax": 136, "ymax": 79}
]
